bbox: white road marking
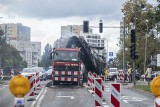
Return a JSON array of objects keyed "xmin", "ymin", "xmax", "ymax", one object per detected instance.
[
  {"xmin": 0, "ymin": 84, "xmax": 8, "ymax": 91},
  {"xmin": 36, "ymin": 87, "xmax": 47, "ymax": 107},
  {"xmin": 105, "ymin": 88, "xmax": 110, "ymax": 92},
  {"xmin": 88, "ymin": 90, "xmax": 93, "ymax": 94},
  {"xmin": 56, "ymin": 96, "xmax": 75, "ymax": 100},
  {"xmin": 121, "ymin": 95, "xmax": 147, "ymax": 103},
  {"xmin": 30, "ymin": 87, "xmax": 46, "ymax": 107}
]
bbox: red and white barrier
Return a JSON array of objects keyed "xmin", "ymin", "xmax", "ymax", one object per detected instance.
[
  {"xmin": 155, "ymin": 97, "xmax": 160, "ymax": 107},
  {"xmin": 117, "ymin": 70, "xmax": 124, "ymax": 82},
  {"xmin": 100, "ymin": 76, "xmax": 105, "ymax": 101},
  {"xmin": 111, "ymin": 83, "xmax": 121, "ymax": 107},
  {"xmin": 87, "ymin": 71, "xmax": 92, "ymax": 89},
  {"xmin": 92, "ymin": 73, "xmax": 97, "ymax": 94},
  {"xmin": 33, "ymin": 74, "xmax": 38, "ymax": 95},
  {"xmin": 95, "ymin": 78, "xmax": 102, "ymax": 107},
  {"xmin": 27, "ymin": 75, "xmax": 36, "ymax": 101},
  {"xmin": 36, "ymin": 72, "xmax": 41, "ymax": 88},
  {"xmin": 125, "ymin": 71, "xmax": 130, "ymax": 82},
  {"xmin": 11, "ymin": 69, "xmax": 14, "ymax": 78},
  {"xmin": 0, "ymin": 69, "xmax": 3, "ymax": 79}
]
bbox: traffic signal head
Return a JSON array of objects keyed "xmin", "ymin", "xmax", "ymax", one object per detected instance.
[
  {"xmin": 130, "ymin": 43, "xmax": 136, "ymax": 59},
  {"xmin": 130, "ymin": 43, "xmax": 139, "ymax": 59},
  {"xmin": 83, "ymin": 21, "xmax": 89, "ymax": 33},
  {"xmin": 99, "ymin": 22, "xmax": 103, "ymax": 33},
  {"xmin": 131, "ymin": 29, "xmax": 136, "ymax": 43}
]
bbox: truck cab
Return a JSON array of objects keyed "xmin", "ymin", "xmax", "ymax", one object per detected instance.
[{"xmin": 50, "ymin": 48, "xmax": 84, "ymax": 86}]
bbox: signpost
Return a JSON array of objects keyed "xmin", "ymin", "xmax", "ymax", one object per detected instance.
[{"xmin": 109, "ymin": 52, "xmax": 113, "ymax": 56}]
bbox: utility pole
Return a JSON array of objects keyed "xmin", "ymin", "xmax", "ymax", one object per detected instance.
[
  {"xmin": 123, "ymin": 17, "xmax": 126, "ymax": 73},
  {"xmin": 0, "ymin": 17, "xmax": 3, "ymax": 71},
  {"xmin": 132, "ymin": 0, "xmax": 137, "ymax": 85}
]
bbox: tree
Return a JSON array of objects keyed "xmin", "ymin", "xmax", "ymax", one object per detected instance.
[
  {"xmin": 39, "ymin": 43, "xmax": 52, "ymax": 69},
  {"xmin": 0, "ymin": 29, "xmax": 27, "ymax": 71},
  {"xmin": 116, "ymin": 0, "xmax": 160, "ymax": 72}
]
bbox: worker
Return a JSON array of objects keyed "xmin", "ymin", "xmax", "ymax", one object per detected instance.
[
  {"xmin": 128, "ymin": 65, "xmax": 132, "ymax": 82},
  {"xmin": 105, "ymin": 68, "xmax": 108, "ymax": 79}
]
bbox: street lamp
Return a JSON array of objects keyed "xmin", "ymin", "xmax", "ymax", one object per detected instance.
[
  {"xmin": 0, "ymin": 17, "xmax": 3, "ymax": 71},
  {"xmin": 106, "ymin": 38, "xmax": 108, "ymax": 69},
  {"xmin": 143, "ymin": 20, "xmax": 149, "ymax": 75}
]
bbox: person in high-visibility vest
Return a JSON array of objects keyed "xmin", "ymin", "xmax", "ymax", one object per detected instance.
[
  {"xmin": 128, "ymin": 66, "xmax": 132, "ymax": 81},
  {"xmin": 105, "ymin": 69, "xmax": 108, "ymax": 79}
]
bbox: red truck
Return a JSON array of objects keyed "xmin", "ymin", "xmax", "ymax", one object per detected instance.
[{"xmin": 50, "ymin": 48, "xmax": 85, "ymax": 86}]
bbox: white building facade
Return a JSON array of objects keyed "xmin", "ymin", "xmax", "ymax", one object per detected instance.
[{"xmin": 0, "ymin": 23, "xmax": 41, "ymax": 67}]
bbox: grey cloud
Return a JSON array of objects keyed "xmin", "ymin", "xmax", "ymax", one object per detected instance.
[{"xmin": 0, "ymin": 0, "xmax": 125, "ymax": 19}]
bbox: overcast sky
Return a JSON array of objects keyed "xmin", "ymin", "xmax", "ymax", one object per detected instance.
[{"xmin": 0, "ymin": 0, "xmax": 158, "ymax": 57}]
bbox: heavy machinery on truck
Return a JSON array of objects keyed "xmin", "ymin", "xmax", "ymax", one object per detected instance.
[{"xmin": 50, "ymin": 48, "xmax": 85, "ymax": 86}]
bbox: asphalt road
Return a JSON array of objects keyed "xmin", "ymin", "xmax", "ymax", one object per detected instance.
[
  {"xmin": 39, "ymin": 84, "xmax": 94, "ymax": 107},
  {"xmin": 95, "ymin": 81, "xmax": 155, "ymax": 107},
  {"xmin": 0, "ymin": 80, "xmax": 156, "ymax": 107},
  {"xmin": 0, "ymin": 79, "xmax": 50, "ymax": 107}
]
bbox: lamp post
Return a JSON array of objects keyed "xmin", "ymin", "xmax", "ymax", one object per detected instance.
[
  {"xmin": 143, "ymin": 20, "xmax": 149, "ymax": 75},
  {"xmin": 106, "ymin": 38, "xmax": 108, "ymax": 69},
  {"xmin": 0, "ymin": 17, "xmax": 3, "ymax": 71}
]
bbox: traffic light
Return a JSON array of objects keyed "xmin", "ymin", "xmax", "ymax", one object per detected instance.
[
  {"xmin": 131, "ymin": 29, "xmax": 136, "ymax": 43},
  {"xmin": 99, "ymin": 22, "xmax": 103, "ymax": 33},
  {"xmin": 83, "ymin": 21, "xmax": 89, "ymax": 33},
  {"xmin": 130, "ymin": 43, "xmax": 136, "ymax": 59},
  {"xmin": 130, "ymin": 43, "xmax": 139, "ymax": 59}
]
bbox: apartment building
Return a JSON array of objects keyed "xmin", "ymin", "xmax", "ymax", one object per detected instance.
[
  {"xmin": 0, "ymin": 23, "xmax": 30, "ymax": 41},
  {"xmin": 0, "ymin": 23, "xmax": 41, "ymax": 67},
  {"xmin": 61, "ymin": 25, "xmax": 83, "ymax": 38}
]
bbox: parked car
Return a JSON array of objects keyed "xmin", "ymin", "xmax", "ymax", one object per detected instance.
[
  {"xmin": 135, "ymin": 70, "xmax": 141, "ymax": 80},
  {"xmin": 21, "ymin": 67, "xmax": 47, "ymax": 81},
  {"xmin": 32, "ymin": 67, "xmax": 47, "ymax": 81},
  {"xmin": 21, "ymin": 68, "xmax": 37, "ymax": 77},
  {"xmin": 45, "ymin": 69, "xmax": 52, "ymax": 79},
  {"xmin": 151, "ymin": 71, "xmax": 160, "ymax": 80},
  {"xmin": 107, "ymin": 68, "xmax": 118, "ymax": 80}
]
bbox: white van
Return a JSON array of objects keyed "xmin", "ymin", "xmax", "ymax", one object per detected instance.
[{"xmin": 107, "ymin": 68, "xmax": 118, "ymax": 80}]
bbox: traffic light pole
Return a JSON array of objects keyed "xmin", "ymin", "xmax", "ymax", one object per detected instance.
[
  {"xmin": 132, "ymin": 59, "xmax": 136, "ymax": 85},
  {"xmin": 123, "ymin": 17, "xmax": 126, "ymax": 73},
  {"xmin": 132, "ymin": 0, "xmax": 137, "ymax": 86}
]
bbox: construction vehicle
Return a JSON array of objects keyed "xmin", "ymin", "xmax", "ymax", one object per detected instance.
[{"xmin": 50, "ymin": 48, "xmax": 85, "ymax": 86}]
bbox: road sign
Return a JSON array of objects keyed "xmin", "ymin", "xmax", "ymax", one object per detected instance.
[
  {"xmin": 9, "ymin": 75, "xmax": 30, "ymax": 98},
  {"xmin": 109, "ymin": 58, "xmax": 113, "ymax": 62},
  {"xmin": 109, "ymin": 52, "xmax": 113, "ymax": 56}
]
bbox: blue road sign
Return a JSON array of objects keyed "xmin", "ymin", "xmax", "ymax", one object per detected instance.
[{"xmin": 109, "ymin": 52, "xmax": 113, "ymax": 56}]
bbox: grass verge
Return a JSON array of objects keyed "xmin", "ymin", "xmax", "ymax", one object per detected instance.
[{"xmin": 133, "ymin": 85, "xmax": 151, "ymax": 93}]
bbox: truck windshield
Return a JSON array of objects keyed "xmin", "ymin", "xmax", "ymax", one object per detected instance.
[{"xmin": 54, "ymin": 51, "xmax": 79, "ymax": 61}]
